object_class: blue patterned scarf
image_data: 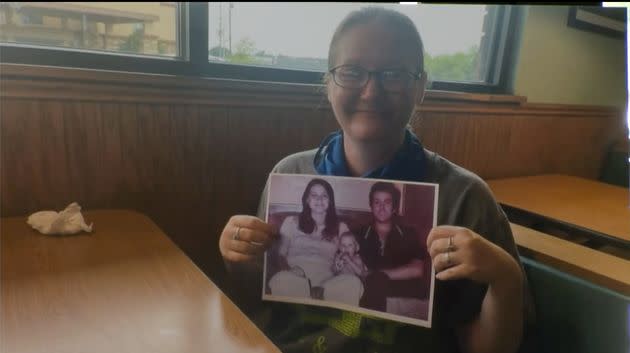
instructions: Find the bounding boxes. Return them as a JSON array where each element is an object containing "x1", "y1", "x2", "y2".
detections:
[{"x1": 314, "y1": 128, "x2": 426, "y2": 182}]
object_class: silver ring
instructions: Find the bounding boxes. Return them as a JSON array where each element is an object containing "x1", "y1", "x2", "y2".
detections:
[
  {"x1": 445, "y1": 250, "x2": 451, "y2": 266},
  {"x1": 233, "y1": 226, "x2": 241, "y2": 241},
  {"x1": 447, "y1": 235, "x2": 455, "y2": 251}
]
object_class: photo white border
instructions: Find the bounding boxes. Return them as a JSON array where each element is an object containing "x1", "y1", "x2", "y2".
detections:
[{"x1": 262, "y1": 172, "x2": 438, "y2": 328}]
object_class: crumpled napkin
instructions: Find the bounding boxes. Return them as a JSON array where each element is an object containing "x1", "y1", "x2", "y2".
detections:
[{"x1": 27, "y1": 202, "x2": 93, "y2": 235}]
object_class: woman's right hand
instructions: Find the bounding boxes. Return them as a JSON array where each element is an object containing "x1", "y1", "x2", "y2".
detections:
[
  {"x1": 219, "y1": 215, "x2": 277, "y2": 263},
  {"x1": 290, "y1": 266, "x2": 307, "y2": 278}
]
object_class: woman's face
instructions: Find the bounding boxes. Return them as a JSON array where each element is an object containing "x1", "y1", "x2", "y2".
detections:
[
  {"x1": 327, "y1": 21, "x2": 426, "y2": 144},
  {"x1": 307, "y1": 184, "x2": 330, "y2": 215}
]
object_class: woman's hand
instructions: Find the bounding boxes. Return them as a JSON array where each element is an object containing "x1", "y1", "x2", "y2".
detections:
[
  {"x1": 426, "y1": 225, "x2": 522, "y2": 287},
  {"x1": 332, "y1": 254, "x2": 344, "y2": 273},
  {"x1": 219, "y1": 215, "x2": 277, "y2": 263},
  {"x1": 290, "y1": 266, "x2": 307, "y2": 278},
  {"x1": 428, "y1": 226, "x2": 525, "y2": 353}
]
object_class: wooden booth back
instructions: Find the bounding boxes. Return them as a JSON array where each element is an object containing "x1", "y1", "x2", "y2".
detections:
[{"x1": 1, "y1": 64, "x2": 623, "y2": 290}]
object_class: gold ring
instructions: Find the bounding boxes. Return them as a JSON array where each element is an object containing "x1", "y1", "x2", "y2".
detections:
[{"x1": 233, "y1": 226, "x2": 241, "y2": 241}]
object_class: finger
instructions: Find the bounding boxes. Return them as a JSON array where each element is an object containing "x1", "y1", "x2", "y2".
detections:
[
  {"x1": 429, "y1": 237, "x2": 456, "y2": 259},
  {"x1": 232, "y1": 215, "x2": 276, "y2": 235},
  {"x1": 428, "y1": 232, "x2": 461, "y2": 258},
  {"x1": 435, "y1": 263, "x2": 473, "y2": 281},
  {"x1": 236, "y1": 227, "x2": 273, "y2": 245},
  {"x1": 426, "y1": 225, "x2": 460, "y2": 248},
  {"x1": 224, "y1": 250, "x2": 256, "y2": 263},
  {"x1": 433, "y1": 250, "x2": 459, "y2": 273},
  {"x1": 432, "y1": 225, "x2": 465, "y2": 234},
  {"x1": 230, "y1": 239, "x2": 267, "y2": 255}
]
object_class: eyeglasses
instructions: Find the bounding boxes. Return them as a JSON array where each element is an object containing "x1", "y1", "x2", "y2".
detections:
[{"x1": 328, "y1": 65, "x2": 421, "y2": 93}]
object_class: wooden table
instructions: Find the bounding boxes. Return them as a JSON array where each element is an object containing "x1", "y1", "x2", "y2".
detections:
[
  {"x1": 487, "y1": 174, "x2": 630, "y2": 247},
  {"x1": 1, "y1": 210, "x2": 280, "y2": 353},
  {"x1": 510, "y1": 223, "x2": 630, "y2": 294}
]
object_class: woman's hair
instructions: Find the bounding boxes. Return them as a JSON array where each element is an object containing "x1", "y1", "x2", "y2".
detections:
[
  {"x1": 326, "y1": 7, "x2": 425, "y2": 74},
  {"x1": 299, "y1": 178, "x2": 340, "y2": 241}
]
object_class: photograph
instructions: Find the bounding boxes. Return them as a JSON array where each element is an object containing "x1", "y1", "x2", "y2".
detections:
[{"x1": 262, "y1": 173, "x2": 438, "y2": 328}]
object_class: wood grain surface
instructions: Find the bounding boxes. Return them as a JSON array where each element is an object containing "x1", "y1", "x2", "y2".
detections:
[
  {"x1": 1, "y1": 210, "x2": 280, "y2": 353},
  {"x1": 488, "y1": 175, "x2": 630, "y2": 242},
  {"x1": 0, "y1": 64, "x2": 623, "y2": 296},
  {"x1": 511, "y1": 223, "x2": 630, "y2": 294}
]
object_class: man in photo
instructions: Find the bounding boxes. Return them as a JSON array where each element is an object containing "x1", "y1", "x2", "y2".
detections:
[{"x1": 357, "y1": 181, "x2": 429, "y2": 313}]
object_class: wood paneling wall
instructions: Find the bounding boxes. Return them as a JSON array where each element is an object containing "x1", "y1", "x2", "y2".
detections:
[
  {"x1": 413, "y1": 106, "x2": 622, "y2": 179},
  {"x1": 0, "y1": 64, "x2": 623, "y2": 291}
]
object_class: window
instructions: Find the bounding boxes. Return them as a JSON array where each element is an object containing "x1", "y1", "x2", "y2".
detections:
[
  {"x1": 0, "y1": 2, "x2": 179, "y2": 57},
  {"x1": 0, "y1": 3, "x2": 524, "y2": 93},
  {"x1": 207, "y1": 3, "x2": 523, "y2": 92},
  {"x1": 20, "y1": 13, "x2": 43, "y2": 25}
]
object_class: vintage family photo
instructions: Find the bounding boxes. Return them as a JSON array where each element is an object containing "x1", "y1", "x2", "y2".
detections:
[{"x1": 262, "y1": 173, "x2": 438, "y2": 327}]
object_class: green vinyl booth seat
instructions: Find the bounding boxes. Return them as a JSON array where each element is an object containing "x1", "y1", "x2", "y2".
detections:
[
  {"x1": 521, "y1": 257, "x2": 629, "y2": 353},
  {"x1": 600, "y1": 148, "x2": 629, "y2": 188}
]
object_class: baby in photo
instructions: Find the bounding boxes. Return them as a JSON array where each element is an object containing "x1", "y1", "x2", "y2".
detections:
[{"x1": 332, "y1": 231, "x2": 368, "y2": 279}]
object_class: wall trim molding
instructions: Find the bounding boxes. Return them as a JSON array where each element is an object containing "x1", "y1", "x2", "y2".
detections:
[{"x1": 1, "y1": 64, "x2": 621, "y2": 119}]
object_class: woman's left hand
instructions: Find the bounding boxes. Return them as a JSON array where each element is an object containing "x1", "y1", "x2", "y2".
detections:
[{"x1": 426, "y1": 225, "x2": 521, "y2": 286}]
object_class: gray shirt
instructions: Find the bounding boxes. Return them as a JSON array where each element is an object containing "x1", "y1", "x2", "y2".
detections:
[{"x1": 239, "y1": 147, "x2": 533, "y2": 353}]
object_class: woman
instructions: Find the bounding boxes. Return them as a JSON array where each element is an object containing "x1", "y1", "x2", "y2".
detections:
[
  {"x1": 219, "y1": 6, "x2": 532, "y2": 353},
  {"x1": 267, "y1": 178, "x2": 363, "y2": 305}
]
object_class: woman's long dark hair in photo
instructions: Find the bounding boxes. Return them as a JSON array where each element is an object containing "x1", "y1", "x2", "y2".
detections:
[{"x1": 299, "y1": 178, "x2": 340, "y2": 241}]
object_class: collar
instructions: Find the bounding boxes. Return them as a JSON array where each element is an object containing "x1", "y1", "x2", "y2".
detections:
[
  {"x1": 313, "y1": 128, "x2": 426, "y2": 182},
  {"x1": 363, "y1": 224, "x2": 404, "y2": 240}
]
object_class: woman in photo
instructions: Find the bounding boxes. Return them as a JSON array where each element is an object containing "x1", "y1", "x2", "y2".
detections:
[{"x1": 268, "y1": 178, "x2": 364, "y2": 305}]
